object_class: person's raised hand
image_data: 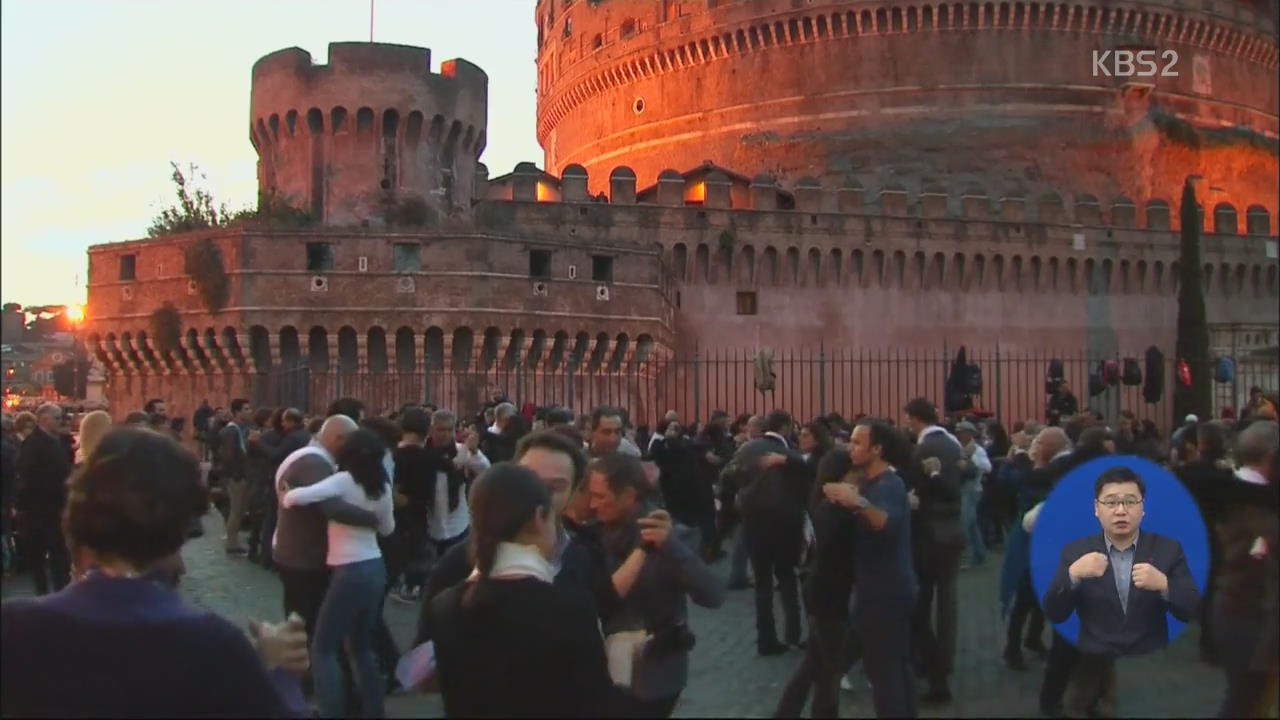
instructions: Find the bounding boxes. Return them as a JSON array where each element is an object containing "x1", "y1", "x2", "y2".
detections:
[
  {"x1": 638, "y1": 509, "x2": 672, "y2": 549},
  {"x1": 1068, "y1": 552, "x2": 1109, "y2": 583},
  {"x1": 1132, "y1": 562, "x2": 1168, "y2": 594},
  {"x1": 250, "y1": 613, "x2": 309, "y2": 675},
  {"x1": 921, "y1": 457, "x2": 942, "y2": 476}
]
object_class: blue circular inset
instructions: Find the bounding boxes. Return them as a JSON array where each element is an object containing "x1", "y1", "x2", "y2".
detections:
[{"x1": 1029, "y1": 455, "x2": 1209, "y2": 647}]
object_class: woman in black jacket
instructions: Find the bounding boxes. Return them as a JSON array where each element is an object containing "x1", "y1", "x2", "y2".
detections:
[{"x1": 426, "y1": 463, "x2": 621, "y2": 718}]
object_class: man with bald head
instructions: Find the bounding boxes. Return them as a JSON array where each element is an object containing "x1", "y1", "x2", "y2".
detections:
[{"x1": 272, "y1": 415, "x2": 382, "y2": 640}]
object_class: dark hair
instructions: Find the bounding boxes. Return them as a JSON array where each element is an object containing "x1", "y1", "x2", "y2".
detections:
[
  {"x1": 360, "y1": 416, "x2": 402, "y2": 449},
  {"x1": 710, "y1": 410, "x2": 729, "y2": 423},
  {"x1": 143, "y1": 398, "x2": 164, "y2": 414},
  {"x1": 590, "y1": 405, "x2": 625, "y2": 430},
  {"x1": 549, "y1": 424, "x2": 586, "y2": 449},
  {"x1": 765, "y1": 410, "x2": 793, "y2": 434},
  {"x1": 987, "y1": 422, "x2": 1011, "y2": 457},
  {"x1": 802, "y1": 420, "x2": 834, "y2": 457},
  {"x1": 1196, "y1": 421, "x2": 1229, "y2": 461},
  {"x1": 815, "y1": 445, "x2": 854, "y2": 484},
  {"x1": 268, "y1": 407, "x2": 286, "y2": 434},
  {"x1": 253, "y1": 407, "x2": 273, "y2": 428},
  {"x1": 282, "y1": 408, "x2": 304, "y2": 429},
  {"x1": 855, "y1": 417, "x2": 911, "y2": 469},
  {"x1": 465, "y1": 463, "x2": 551, "y2": 607},
  {"x1": 147, "y1": 413, "x2": 167, "y2": 429},
  {"x1": 587, "y1": 452, "x2": 650, "y2": 500},
  {"x1": 306, "y1": 416, "x2": 324, "y2": 435},
  {"x1": 1094, "y1": 465, "x2": 1145, "y2": 498},
  {"x1": 400, "y1": 408, "x2": 431, "y2": 437},
  {"x1": 904, "y1": 397, "x2": 938, "y2": 425},
  {"x1": 546, "y1": 406, "x2": 575, "y2": 426},
  {"x1": 125, "y1": 411, "x2": 149, "y2": 425},
  {"x1": 1076, "y1": 426, "x2": 1114, "y2": 457},
  {"x1": 230, "y1": 398, "x2": 250, "y2": 414},
  {"x1": 64, "y1": 428, "x2": 207, "y2": 568},
  {"x1": 327, "y1": 397, "x2": 365, "y2": 422},
  {"x1": 516, "y1": 429, "x2": 589, "y2": 491},
  {"x1": 335, "y1": 428, "x2": 388, "y2": 499}
]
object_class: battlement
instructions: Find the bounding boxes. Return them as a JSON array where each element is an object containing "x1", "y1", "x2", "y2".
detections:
[
  {"x1": 250, "y1": 42, "x2": 489, "y2": 227},
  {"x1": 486, "y1": 162, "x2": 1279, "y2": 237}
]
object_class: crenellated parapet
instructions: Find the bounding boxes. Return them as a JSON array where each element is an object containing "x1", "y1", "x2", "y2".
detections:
[{"x1": 251, "y1": 43, "x2": 488, "y2": 227}]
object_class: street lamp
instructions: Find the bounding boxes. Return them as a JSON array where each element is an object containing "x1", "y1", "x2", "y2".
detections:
[{"x1": 67, "y1": 304, "x2": 85, "y2": 403}]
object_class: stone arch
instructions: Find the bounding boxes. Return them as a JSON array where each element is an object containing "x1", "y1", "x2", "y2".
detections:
[
  {"x1": 971, "y1": 254, "x2": 986, "y2": 291},
  {"x1": 739, "y1": 245, "x2": 756, "y2": 285},
  {"x1": 807, "y1": 247, "x2": 822, "y2": 287},
  {"x1": 871, "y1": 249, "x2": 884, "y2": 288},
  {"x1": 136, "y1": 330, "x2": 158, "y2": 369},
  {"x1": 395, "y1": 327, "x2": 416, "y2": 372},
  {"x1": 926, "y1": 252, "x2": 945, "y2": 290},
  {"x1": 1047, "y1": 257, "x2": 1060, "y2": 292},
  {"x1": 249, "y1": 326, "x2": 271, "y2": 372},
  {"x1": 221, "y1": 327, "x2": 244, "y2": 366},
  {"x1": 481, "y1": 326, "x2": 502, "y2": 370},
  {"x1": 1066, "y1": 258, "x2": 1079, "y2": 293},
  {"x1": 635, "y1": 334, "x2": 656, "y2": 368},
  {"x1": 714, "y1": 243, "x2": 732, "y2": 284},
  {"x1": 786, "y1": 247, "x2": 801, "y2": 286},
  {"x1": 285, "y1": 110, "x2": 298, "y2": 137},
  {"x1": 911, "y1": 251, "x2": 927, "y2": 289},
  {"x1": 279, "y1": 326, "x2": 301, "y2": 367},
  {"x1": 1213, "y1": 202, "x2": 1237, "y2": 234},
  {"x1": 331, "y1": 106, "x2": 348, "y2": 135},
  {"x1": 952, "y1": 252, "x2": 967, "y2": 291},
  {"x1": 1145, "y1": 199, "x2": 1170, "y2": 230},
  {"x1": 1153, "y1": 261, "x2": 1166, "y2": 294},
  {"x1": 425, "y1": 327, "x2": 445, "y2": 370},
  {"x1": 763, "y1": 246, "x2": 780, "y2": 286},
  {"x1": 526, "y1": 330, "x2": 548, "y2": 370},
  {"x1": 549, "y1": 330, "x2": 570, "y2": 371},
  {"x1": 406, "y1": 111, "x2": 424, "y2": 144},
  {"x1": 256, "y1": 118, "x2": 272, "y2": 150},
  {"x1": 1111, "y1": 197, "x2": 1136, "y2": 227},
  {"x1": 828, "y1": 248, "x2": 843, "y2": 287},
  {"x1": 1030, "y1": 255, "x2": 1043, "y2": 291},
  {"x1": 503, "y1": 329, "x2": 525, "y2": 370},
  {"x1": 308, "y1": 327, "x2": 329, "y2": 371},
  {"x1": 269, "y1": 114, "x2": 281, "y2": 141},
  {"x1": 1119, "y1": 260, "x2": 1131, "y2": 294},
  {"x1": 1136, "y1": 260, "x2": 1148, "y2": 292},
  {"x1": 608, "y1": 333, "x2": 629, "y2": 373},
  {"x1": 356, "y1": 107, "x2": 374, "y2": 135},
  {"x1": 1011, "y1": 255, "x2": 1024, "y2": 292},
  {"x1": 568, "y1": 331, "x2": 591, "y2": 370},
  {"x1": 851, "y1": 249, "x2": 866, "y2": 287},
  {"x1": 694, "y1": 243, "x2": 710, "y2": 284},
  {"x1": 892, "y1": 250, "x2": 906, "y2": 289},
  {"x1": 442, "y1": 120, "x2": 463, "y2": 167},
  {"x1": 337, "y1": 326, "x2": 358, "y2": 372},
  {"x1": 992, "y1": 254, "x2": 1006, "y2": 292},
  {"x1": 671, "y1": 243, "x2": 688, "y2": 281},
  {"x1": 1101, "y1": 258, "x2": 1113, "y2": 294},
  {"x1": 451, "y1": 327, "x2": 474, "y2": 371},
  {"x1": 307, "y1": 108, "x2": 323, "y2": 135},
  {"x1": 367, "y1": 327, "x2": 388, "y2": 373},
  {"x1": 1246, "y1": 205, "x2": 1271, "y2": 235},
  {"x1": 428, "y1": 114, "x2": 445, "y2": 145},
  {"x1": 588, "y1": 330, "x2": 609, "y2": 368}
]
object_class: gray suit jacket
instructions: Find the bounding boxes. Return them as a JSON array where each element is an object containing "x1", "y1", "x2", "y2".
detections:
[{"x1": 218, "y1": 422, "x2": 248, "y2": 481}]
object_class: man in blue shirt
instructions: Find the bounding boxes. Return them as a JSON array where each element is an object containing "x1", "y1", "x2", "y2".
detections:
[{"x1": 823, "y1": 418, "x2": 918, "y2": 718}]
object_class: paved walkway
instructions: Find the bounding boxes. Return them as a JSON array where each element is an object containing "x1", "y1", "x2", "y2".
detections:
[{"x1": 3, "y1": 512, "x2": 1230, "y2": 717}]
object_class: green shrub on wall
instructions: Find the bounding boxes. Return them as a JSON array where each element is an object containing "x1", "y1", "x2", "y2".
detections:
[
  {"x1": 149, "y1": 302, "x2": 183, "y2": 358},
  {"x1": 184, "y1": 238, "x2": 229, "y2": 313}
]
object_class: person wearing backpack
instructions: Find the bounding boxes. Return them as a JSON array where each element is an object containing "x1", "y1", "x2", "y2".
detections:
[{"x1": 1047, "y1": 382, "x2": 1080, "y2": 427}]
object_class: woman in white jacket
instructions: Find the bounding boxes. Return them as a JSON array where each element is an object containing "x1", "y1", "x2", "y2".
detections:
[{"x1": 283, "y1": 427, "x2": 395, "y2": 718}]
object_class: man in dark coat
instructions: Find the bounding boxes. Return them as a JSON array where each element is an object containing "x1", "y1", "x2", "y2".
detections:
[
  {"x1": 15, "y1": 404, "x2": 73, "y2": 595},
  {"x1": 725, "y1": 410, "x2": 812, "y2": 655}
]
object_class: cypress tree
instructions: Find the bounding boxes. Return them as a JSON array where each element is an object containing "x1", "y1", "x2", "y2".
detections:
[{"x1": 1173, "y1": 177, "x2": 1213, "y2": 422}]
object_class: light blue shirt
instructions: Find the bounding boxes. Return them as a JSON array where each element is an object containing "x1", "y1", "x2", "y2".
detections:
[{"x1": 1105, "y1": 531, "x2": 1139, "y2": 614}]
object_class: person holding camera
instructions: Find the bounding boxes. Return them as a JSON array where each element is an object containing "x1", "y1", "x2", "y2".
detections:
[{"x1": 586, "y1": 452, "x2": 726, "y2": 718}]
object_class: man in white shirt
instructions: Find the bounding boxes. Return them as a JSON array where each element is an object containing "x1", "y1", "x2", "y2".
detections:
[
  {"x1": 955, "y1": 421, "x2": 991, "y2": 569},
  {"x1": 425, "y1": 410, "x2": 490, "y2": 558}
]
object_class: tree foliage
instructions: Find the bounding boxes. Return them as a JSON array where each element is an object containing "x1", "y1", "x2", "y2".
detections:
[
  {"x1": 1174, "y1": 178, "x2": 1213, "y2": 421},
  {"x1": 147, "y1": 162, "x2": 312, "y2": 239}
]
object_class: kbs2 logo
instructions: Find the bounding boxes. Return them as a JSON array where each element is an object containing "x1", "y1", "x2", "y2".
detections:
[{"x1": 1092, "y1": 49, "x2": 1179, "y2": 77}]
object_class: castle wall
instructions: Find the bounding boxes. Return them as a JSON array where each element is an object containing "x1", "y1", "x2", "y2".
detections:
[{"x1": 535, "y1": 0, "x2": 1279, "y2": 223}]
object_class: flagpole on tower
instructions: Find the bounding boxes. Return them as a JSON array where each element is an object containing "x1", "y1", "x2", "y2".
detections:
[{"x1": 370, "y1": 0, "x2": 375, "y2": 42}]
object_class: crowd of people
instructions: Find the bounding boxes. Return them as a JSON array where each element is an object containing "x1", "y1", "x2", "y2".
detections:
[{"x1": 0, "y1": 385, "x2": 1276, "y2": 718}]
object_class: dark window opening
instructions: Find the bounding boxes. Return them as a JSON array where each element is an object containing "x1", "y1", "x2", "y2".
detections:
[
  {"x1": 119, "y1": 254, "x2": 136, "y2": 281},
  {"x1": 306, "y1": 243, "x2": 334, "y2": 272},
  {"x1": 394, "y1": 243, "x2": 421, "y2": 273},
  {"x1": 592, "y1": 255, "x2": 614, "y2": 283},
  {"x1": 736, "y1": 291, "x2": 758, "y2": 315},
  {"x1": 530, "y1": 249, "x2": 552, "y2": 279}
]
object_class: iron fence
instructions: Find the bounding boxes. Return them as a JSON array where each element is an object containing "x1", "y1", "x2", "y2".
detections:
[{"x1": 245, "y1": 347, "x2": 1278, "y2": 433}]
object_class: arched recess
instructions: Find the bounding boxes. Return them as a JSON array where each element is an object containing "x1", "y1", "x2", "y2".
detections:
[
  {"x1": 136, "y1": 331, "x2": 158, "y2": 369},
  {"x1": 871, "y1": 250, "x2": 884, "y2": 289},
  {"x1": 588, "y1": 332, "x2": 610, "y2": 373},
  {"x1": 480, "y1": 327, "x2": 502, "y2": 370},
  {"x1": 911, "y1": 252, "x2": 926, "y2": 290},
  {"x1": 1029, "y1": 256, "x2": 1042, "y2": 292},
  {"x1": 367, "y1": 327, "x2": 388, "y2": 373},
  {"x1": 451, "y1": 327, "x2": 474, "y2": 371},
  {"x1": 279, "y1": 327, "x2": 301, "y2": 368},
  {"x1": 828, "y1": 249, "x2": 843, "y2": 287},
  {"x1": 807, "y1": 248, "x2": 822, "y2": 287},
  {"x1": 714, "y1": 244, "x2": 732, "y2": 284},
  {"x1": 395, "y1": 327, "x2": 416, "y2": 373},
  {"x1": 992, "y1": 255, "x2": 1006, "y2": 292},
  {"x1": 201, "y1": 329, "x2": 219, "y2": 368},
  {"x1": 249, "y1": 326, "x2": 271, "y2": 372},
  {"x1": 971, "y1": 254, "x2": 986, "y2": 292},
  {"x1": 548, "y1": 331, "x2": 569, "y2": 371},
  {"x1": 569, "y1": 332, "x2": 591, "y2": 369},
  {"x1": 307, "y1": 327, "x2": 329, "y2": 371},
  {"x1": 851, "y1": 250, "x2": 865, "y2": 288},
  {"x1": 337, "y1": 326, "x2": 358, "y2": 372},
  {"x1": 526, "y1": 330, "x2": 548, "y2": 370},
  {"x1": 739, "y1": 245, "x2": 756, "y2": 285},
  {"x1": 634, "y1": 334, "x2": 656, "y2": 370},
  {"x1": 672, "y1": 243, "x2": 688, "y2": 281},
  {"x1": 1066, "y1": 258, "x2": 1079, "y2": 293},
  {"x1": 608, "y1": 333, "x2": 630, "y2": 373},
  {"x1": 185, "y1": 329, "x2": 208, "y2": 368},
  {"x1": 1213, "y1": 203, "x2": 1238, "y2": 234},
  {"x1": 786, "y1": 247, "x2": 801, "y2": 286},
  {"x1": 1145, "y1": 199, "x2": 1170, "y2": 230},
  {"x1": 1246, "y1": 205, "x2": 1271, "y2": 235},
  {"x1": 762, "y1": 247, "x2": 780, "y2": 286},
  {"x1": 952, "y1": 253, "x2": 967, "y2": 291},
  {"x1": 503, "y1": 329, "x2": 525, "y2": 370},
  {"x1": 221, "y1": 327, "x2": 244, "y2": 366},
  {"x1": 694, "y1": 244, "x2": 710, "y2": 284},
  {"x1": 425, "y1": 327, "x2": 445, "y2": 370}
]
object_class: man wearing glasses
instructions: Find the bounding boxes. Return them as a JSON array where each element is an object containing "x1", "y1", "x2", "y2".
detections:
[{"x1": 1043, "y1": 466, "x2": 1200, "y2": 716}]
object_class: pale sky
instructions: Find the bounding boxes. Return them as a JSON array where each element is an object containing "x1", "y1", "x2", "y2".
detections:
[{"x1": 0, "y1": 0, "x2": 541, "y2": 307}]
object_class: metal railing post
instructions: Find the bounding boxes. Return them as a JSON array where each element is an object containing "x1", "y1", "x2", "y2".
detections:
[
  {"x1": 819, "y1": 346, "x2": 827, "y2": 416},
  {"x1": 693, "y1": 349, "x2": 702, "y2": 423}
]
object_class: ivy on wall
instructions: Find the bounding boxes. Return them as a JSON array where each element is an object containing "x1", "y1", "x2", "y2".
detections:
[
  {"x1": 184, "y1": 238, "x2": 230, "y2": 313},
  {"x1": 149, "y1": 302, "x2": 182, "y2": 358}
]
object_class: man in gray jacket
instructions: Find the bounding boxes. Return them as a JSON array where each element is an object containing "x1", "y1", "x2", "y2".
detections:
[
  {"x1": 217, "y1": 399, "x2": 254, "y2": 555},
  {"x1": 272, "y1": 415, "x2": 381, "y2": 640},
  {"x1": 904, "y1": 397, "x2": 965, "y2": 705}
]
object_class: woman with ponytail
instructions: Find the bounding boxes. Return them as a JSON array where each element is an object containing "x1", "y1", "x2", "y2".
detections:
[
  {"x1": 427, "y1": 462, "x2": 620, "y2": 717},
  {"x1": 282, "y1": 428, "x2": 395, "y2": 718}
]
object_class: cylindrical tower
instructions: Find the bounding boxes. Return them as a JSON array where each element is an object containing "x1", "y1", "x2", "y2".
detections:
[
  {"x1": 535, "y1": 0, "x2": 1278, "y2": 227},
  {"x1": 251, "y1": 42, "x2": 489, "y2": 226}
]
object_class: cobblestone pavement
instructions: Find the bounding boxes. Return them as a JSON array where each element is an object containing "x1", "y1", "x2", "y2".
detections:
[{"x1": 3, "y1": 513, "x2": 1229, "y2": 718}]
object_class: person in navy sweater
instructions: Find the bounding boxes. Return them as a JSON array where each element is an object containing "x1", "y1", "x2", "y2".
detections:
[{"x1": 1, "y1": 427, "x2": 311, "y2": 718}]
